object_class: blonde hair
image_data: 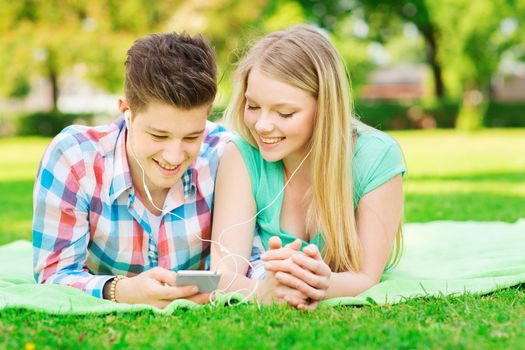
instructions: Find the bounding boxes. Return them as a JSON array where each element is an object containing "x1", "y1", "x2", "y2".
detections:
[{"x1": 224, "y1": 25, "x2": 402, "y2": 272}]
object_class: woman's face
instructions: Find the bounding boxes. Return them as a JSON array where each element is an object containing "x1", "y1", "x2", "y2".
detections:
[{"x1": 243, "y1": 68, "x2": 317, "y2": 163}]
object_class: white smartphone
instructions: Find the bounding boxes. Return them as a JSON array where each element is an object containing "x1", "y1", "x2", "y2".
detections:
[{"x1": 175, "y1": 270, "x2": 221, "y2": 293}]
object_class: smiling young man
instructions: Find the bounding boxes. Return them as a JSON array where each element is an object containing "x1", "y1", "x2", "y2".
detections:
[{"x1": 32, "y1": 32, "x2": 229, "y2": 309}]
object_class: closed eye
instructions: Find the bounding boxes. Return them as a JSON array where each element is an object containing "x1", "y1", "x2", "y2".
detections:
[
  {"x1": 246, "y1": 104, "x2": 260, "y2": 110},
  {"x1": 278, "y1": 112, "x2": 294, "y2": 118},
  {"x1": 149, "y1": 133, "x2": 168, "y2": 140}
]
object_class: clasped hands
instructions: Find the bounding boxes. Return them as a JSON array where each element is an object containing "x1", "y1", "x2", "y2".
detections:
[{"x1": 259, "y1": 236, "x2": 332, "y2": 310}]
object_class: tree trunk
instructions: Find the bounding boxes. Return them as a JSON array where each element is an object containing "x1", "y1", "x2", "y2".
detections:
[
  {"x1": 46, "y1": 48, "x2": 59, "y2": 112},
  {"x1": 456, "y1": 88, "x2": 487, "y2": 130},
  {"x1": 421, "y1": 27, "x2": 445, "y2": 99},
  {"x1": 49, "y1": 65, "x2": 59, "y2": 112}
]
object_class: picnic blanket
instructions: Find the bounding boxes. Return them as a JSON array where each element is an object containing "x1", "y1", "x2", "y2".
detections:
[{"x1": 1, "y1": 220, "x2": 524, "y2": 314}]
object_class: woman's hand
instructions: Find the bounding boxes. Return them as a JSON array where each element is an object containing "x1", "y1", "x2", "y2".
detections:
[
  {"x1": 262, "y1": 238, "x2": 331, "y2": 310},
  {"x1": 256, "y1": 237, "x2": 313, "y2": 307},
  {"x1": 256, "y1": 269, "x2": 312, "y2": 307},
  {"x1": 113, "y1": 267, "x2": 210, "y2": 309}
]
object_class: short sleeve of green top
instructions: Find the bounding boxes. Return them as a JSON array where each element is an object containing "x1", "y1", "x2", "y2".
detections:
[{"x1": 231, "y1": 127, "x2": 406, "y2": 252}]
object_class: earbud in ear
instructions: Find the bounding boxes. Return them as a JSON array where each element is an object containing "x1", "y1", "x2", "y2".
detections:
[{"x1": 124, "y1": 110, "x2": 131, "y2": 127}]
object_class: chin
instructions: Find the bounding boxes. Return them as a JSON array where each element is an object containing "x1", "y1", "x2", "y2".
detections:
[
  {"x1": 155, "y1": 177, "x2": 181, "y2": 191},
  {"x1": 259, "y1": 150, "x2": 285, "y2": 163},
  {"x1": 146, "y1": 170, "x2": 181, "y2": 189}
]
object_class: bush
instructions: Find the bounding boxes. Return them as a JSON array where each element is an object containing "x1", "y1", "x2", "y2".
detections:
[
  {"x1": 354, "y1": 102, "x2": 411, "y2": 130},
  {"x1": 354, "y1": 100, "x2": 459, "y2": 130},
  {"x1": 354, "y1": 100, "x2": 524, "y2": 130},
  {"x1": 16, "y1": 111, "x2": 94, "y2": 136},
  {"x1": 485, "y1": 102, "x2": 525, "y2": 127}
]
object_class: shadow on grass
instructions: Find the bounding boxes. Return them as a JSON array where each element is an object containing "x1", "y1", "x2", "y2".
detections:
[{"x1": 408, "y1": 171, "x2": 525, "y2": 183}]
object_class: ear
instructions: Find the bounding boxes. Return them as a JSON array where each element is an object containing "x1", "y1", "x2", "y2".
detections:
[{"x1": 118, "y1": 97, "x2": 129, "y2": 114}]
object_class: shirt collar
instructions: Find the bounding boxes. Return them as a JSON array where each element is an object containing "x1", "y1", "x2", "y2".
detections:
[{"x1": 109, "y1": 119, "x2": 133, "y2": 203}]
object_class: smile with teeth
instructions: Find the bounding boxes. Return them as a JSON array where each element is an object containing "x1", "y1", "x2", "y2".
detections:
[
  {"x1": 156, "y1": 160, "x2": 180, "y2": 171},
  {"x1": 261, "y1": 136, "x2": 285, "y2": 144}
]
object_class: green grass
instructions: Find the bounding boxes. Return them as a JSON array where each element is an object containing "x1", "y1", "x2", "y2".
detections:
[{"x1": 1, "y1": 130, "x2": 524, "y2": 349}]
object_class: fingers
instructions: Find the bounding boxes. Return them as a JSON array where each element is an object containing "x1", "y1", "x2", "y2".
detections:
[
  {"x1": 151, "y1": 292, "x2": 210, "y2": 309},
  {"x1": 274, "y1": 285, "x2": 308, "y2": 306},
  {"x1": 264, "y1": 258, "x2": 294, "y2": 273},
  {"x1": 292, "y1": 253, "x2": 331, "y2": 277},
  {"x1": 261, "y1": 240, "x2": 305, "y2": 262},
  {"x1": 187, "y1": 293, "x2": 212, "y2": 305},
  {"x1": 297, "y1": 300, "x2": 320, "y2": 311},
  {"x1": 268, "y1": 236, "x2": 282, "y2": 250},
  {"x1": 158, "y1": 284, "x2": 199, "y2": 300},
  {"x1": 284, "y1": 239, "x2": 302, "y2": 251},
  {"x1": 303, "y1": 244, "x2": 322, "y2": 260},
  {"x1": 275, "y1": 283, "x2": 321, "y2": 310},
  {"x1": 283, "y1": 258, "x2": 330, "y2": 290},
  {"x1": 148, "y1": 267, "x2": 177, "y2": 286},
  {"x1": 152, "y1": 299, "x2": 174, "y2": 309},
  {"x1": 147, "y1": 268, "x2": 200, "y2": 300},
  {"x1": 284, "y1": 294, "x2": 307, "y2": 307},
  {"x1": 262, "y1": 248, "x2": 300, "y2": 262},
  {"x1": 269, "y1": 237, "x2": 303, "y2": 251},
  {"x1": 274, "y1": 271, "x2": 326, "y2": 301}
]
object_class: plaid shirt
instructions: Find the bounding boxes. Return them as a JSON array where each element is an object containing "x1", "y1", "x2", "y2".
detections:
[{"x1": 32, "y1": 118, "x2": 230, "y2": 298}]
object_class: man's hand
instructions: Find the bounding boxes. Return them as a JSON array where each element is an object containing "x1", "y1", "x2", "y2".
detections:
[{"x1": 114, "y1": 267, "x2": 210, "y2": 309}]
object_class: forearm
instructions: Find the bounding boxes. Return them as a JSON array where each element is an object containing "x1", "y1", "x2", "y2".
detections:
[
  {"x1": 325, "y1": 271, "x2": 378, "y2": 299},
  {"x1": 217, "y1": 270, "x2": 261, "y2": 300},
  {"x1": 33, "y1": 230, "x2": 112, "y2": 298},
  {"x1": 38, "y1": 268, "x2": 115, "y2": 299}
]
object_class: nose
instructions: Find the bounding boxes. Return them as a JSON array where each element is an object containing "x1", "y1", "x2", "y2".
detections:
[
  {"x1": 254, "y1": 111, "x2": 274, "y2": 134},
  {"x1": 162, "y1": 140, "x2": 185, "y2": 165}
]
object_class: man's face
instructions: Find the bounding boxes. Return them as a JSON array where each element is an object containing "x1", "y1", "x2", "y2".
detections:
[{"x1": 125, "y1": 101, "x2": 209, "y2": 197}]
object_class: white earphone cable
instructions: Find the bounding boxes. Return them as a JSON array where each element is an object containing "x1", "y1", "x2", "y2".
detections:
[{"x1": 124, "y1": 111, "x2": 311, "y2": 306}]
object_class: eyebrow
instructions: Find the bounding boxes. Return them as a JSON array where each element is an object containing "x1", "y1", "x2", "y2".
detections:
[
  {"x1": 147, "y1": 127, "x2": 206, "y2": 136},
  {"x1": 245, "y1": 94, "x2": 300, "y2": 109}
]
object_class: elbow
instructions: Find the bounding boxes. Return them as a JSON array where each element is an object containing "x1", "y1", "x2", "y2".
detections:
[
  {"x1": 361, "y1": 274, "x2": 381, "y2": 293},
  {"x1": 367, "y1": 272, "x2": 382, "y2": 286},
  {"x1": 357, "y1": 272, "x2": 380, "y2": 294}
]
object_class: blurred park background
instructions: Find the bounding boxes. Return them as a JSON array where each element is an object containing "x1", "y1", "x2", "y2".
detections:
[
  {"x1": 1, "y1": 0, "x2": 525, "y2": 136},
  {"x1": 1, "y1": 0, "x2": 524, "y2": 241}
]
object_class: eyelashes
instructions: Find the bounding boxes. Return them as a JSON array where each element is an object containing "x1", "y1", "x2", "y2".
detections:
[{"x1": 246, "y1": 105, "x2": 295, "y2": 118}]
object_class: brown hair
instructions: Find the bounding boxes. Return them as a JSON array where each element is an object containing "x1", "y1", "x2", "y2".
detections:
[{"x1": 125, "y1": 32, "x2": 217, "y2": 112}]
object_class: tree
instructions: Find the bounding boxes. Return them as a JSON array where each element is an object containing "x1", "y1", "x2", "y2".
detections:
[
  {"x1": 167, "y1": 0, "x2": 274, "y2": 108},
  {"x1": 296, "y1": 0, "x2": 446, "y2": 99},
  {"x1": 0, "y1": 0, "x2": 181, "y2": 111},
  {"x1": 430, "y1": 0, "x2": 520, "y2": 129},
  {"x1": 296, "y1": 0, "x2": 525, "y2": 129}
]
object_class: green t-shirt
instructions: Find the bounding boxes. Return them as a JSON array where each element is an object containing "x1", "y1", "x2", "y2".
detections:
[{"x1": 231, "y1": 127, "x2": 406, "y2": 252}]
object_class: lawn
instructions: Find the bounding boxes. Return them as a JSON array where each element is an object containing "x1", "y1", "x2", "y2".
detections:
[{"x1": 0, "y1": 129, "x2": 524, "y2": 349}]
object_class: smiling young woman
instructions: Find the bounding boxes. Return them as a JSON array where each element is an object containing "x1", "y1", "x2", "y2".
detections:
[{"x1": 210, "y1": 25, "x2": 405, "y2": 309}]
